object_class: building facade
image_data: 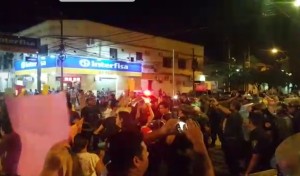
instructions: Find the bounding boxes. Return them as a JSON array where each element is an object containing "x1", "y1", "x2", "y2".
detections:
[{"x1": 15, "y1": 20, "x2": 204, "y2": 96}]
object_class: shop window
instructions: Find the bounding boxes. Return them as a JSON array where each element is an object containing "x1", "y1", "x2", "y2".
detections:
[
  {"x1": 136, "y1": 52, "x2": 143, "y2": 61},
  {"x1": 178, "y1": 59, "x2": 186, "y2": 69},
  {"x1": 110, "y1": 48, "x2": 118, "y2": 59},
  {"x1": 163, "y1": 57, "x2": 172, "y2": 68}
]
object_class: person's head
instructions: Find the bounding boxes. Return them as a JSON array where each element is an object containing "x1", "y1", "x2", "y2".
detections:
[
  {"x1": 276, "y1": 133, "x2": 300, "y2": 176},
  {"x1": 288, "y1": 100, "x2": 300, "y2": 114},
  {"x1": 107, "y1": 131, "x2": 149, "y2": 176},
  {"x1": 177, "y1": 104, "x2": 195, "y2": 121},
  {"x1": 180, "y1": 93, "x2": 188, "y2": 101},
  {"x1": 129, "y1": 91, "x2": 136, "y2": 99},
  {"x1": 116, "y1": 111, "x2": 138, "y2": 132},
  {"x1": 110, "y1": 94, "x2": 116, "y2": 100},
  {"x1": 158, "y1": 102, "x2": 170, "y2": 115},
  {"x1": 229, "y1": 100, "x2": 241, "y2": 112},
  {"x1": 277, "y1": 102, "x2": 289, "y2": 116},
  {"x1": 72, "y1": 133, "x2": 89, "y2": 153},
  {"x1": 161, "y1": 96, "x2": 170, "y2": 103},
  {"x1": 247, "y1": 112, "x2": 264, "y2": 131},
  {"x1": 86, "y1": 96, "x2": 96, "y2": 106}
]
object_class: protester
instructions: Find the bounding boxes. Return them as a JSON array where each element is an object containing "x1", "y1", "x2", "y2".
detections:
[
  {"x1": 244, "y1": 112, "x2": 275, "y2": 175},
  {"x1": 72, "y1": 133, "x2": 106, "y2": 176},
  {"x1": 211, "y1": 99, "x2": 244, "y2": 176}
]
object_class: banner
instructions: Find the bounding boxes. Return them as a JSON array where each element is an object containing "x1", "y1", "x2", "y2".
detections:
[
  {"x1": 5, "y1": 93, "x2": 69, "y2": 176},
  {"x1": 0, "y1": 34, "x2": 40, "y2": 53},
  {"x1": 14, "y1": 55, "x2": 142, "y2": 73}
]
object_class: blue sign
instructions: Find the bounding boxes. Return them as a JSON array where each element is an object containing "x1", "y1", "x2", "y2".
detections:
[
  {"x1": 25, "y1": 57, "x2": 37, "y2": 62},
  {"x1": 14, "y1": 55, "x2": 142, "y2": 73},
  {"x1": 14, "y1": 57, "x2": 56, "y2": 71}
]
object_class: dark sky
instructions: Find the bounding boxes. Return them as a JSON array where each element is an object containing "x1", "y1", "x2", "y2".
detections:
[
  {"x1": 0, "y1": 0, "x2": 299, "y2": 64},
  {"x1": 1, "y1": 0, "x2": 227, "y2": 60}
]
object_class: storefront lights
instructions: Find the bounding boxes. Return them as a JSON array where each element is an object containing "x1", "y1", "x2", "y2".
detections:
[
  {"x1": 199, "y1": 75, "x2": 206, "y2": 82},
  {"x1": 173, "y1": 95, "x2": 178, "y2": 100}
]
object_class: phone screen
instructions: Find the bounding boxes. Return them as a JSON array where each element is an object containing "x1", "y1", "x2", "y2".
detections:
[{"x1": 177, "y1": 121, "x2": 186, "y2": 133}]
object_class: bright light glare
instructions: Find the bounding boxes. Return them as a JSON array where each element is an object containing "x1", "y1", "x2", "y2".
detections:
[
  {"x1": 173, "y1": 95, "x2": 178, "y2": 100},
  {"x1": 271, "y1": 48, "x2": 278, "y2": 54},
  {"x1": 143, "y1": 90, "x2": 151, "y2": 96},
  {"x1": 294, "y1": 0, "x2": 300, "y2": 7},
  {"x1": 199, "y1": 75, "x2": 206, "y2": 81}
]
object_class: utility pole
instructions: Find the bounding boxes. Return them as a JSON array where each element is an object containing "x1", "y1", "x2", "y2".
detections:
[
  {"x1": 228, "y1": 41, "x2": 231, "y2": 92},
  {"x1": 59, "y1": 15, "x2": 65, "y2": 91},
  {"x1": 172, "y1": 49, "x2": 175, "y2": 97},
  {"x1": 192, "y1": 48, "x2": 195, "y2": 93},
  {"x1": 37, "y1": 52, "x2": 41, "y2": 93}
]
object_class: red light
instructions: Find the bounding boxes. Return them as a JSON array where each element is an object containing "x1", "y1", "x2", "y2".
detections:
[{"x1": 143, "y1": 90, "x2": 151, "y2": 96}]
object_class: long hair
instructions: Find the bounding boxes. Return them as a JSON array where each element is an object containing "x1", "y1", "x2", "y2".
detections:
[{"x1": 72, "y1": 133, "x2": 89, "y2": 153}]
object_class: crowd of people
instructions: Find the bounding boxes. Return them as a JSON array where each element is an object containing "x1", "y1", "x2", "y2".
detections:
[
  {"x1": 63, "y1": 90, "x2": 215, "y2": 176},
  {"x1": 63, "y1": 88, "x2": 300, "y2": 176},
  {"x1": 0, "y1": 88, "x2": 300, "y2": 176}
]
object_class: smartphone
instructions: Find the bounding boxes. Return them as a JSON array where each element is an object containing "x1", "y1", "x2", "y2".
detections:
[{"x1": 177, "y1": 121, "x2": 187, "y2": 133}]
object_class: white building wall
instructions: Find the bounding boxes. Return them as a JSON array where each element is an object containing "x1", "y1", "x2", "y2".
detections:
[
  {"x1": 0, "y1": 72, "x2": 13, "y2": 92},
  {"x1": 18, "y1": 20, "x2": 205, "y2": 94}
]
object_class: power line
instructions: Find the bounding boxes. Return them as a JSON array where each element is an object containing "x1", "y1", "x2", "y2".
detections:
[
  {"x1": 63, "y1": 26, "x2": 207, "y2": 50},
  {"x1": 45, "y1": 25, "x2": 207, "y2": 58}
]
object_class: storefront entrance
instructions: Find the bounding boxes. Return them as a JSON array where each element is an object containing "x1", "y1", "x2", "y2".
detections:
[{"x1": 95, "y1": 78, "x2": 117, "y2": 95}]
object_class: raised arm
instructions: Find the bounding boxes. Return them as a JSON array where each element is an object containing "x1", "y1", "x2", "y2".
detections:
[{"x1": 184, "y1": 119, "x2": 215, "y2": 176}]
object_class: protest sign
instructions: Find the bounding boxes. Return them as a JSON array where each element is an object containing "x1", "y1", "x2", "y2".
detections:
[{"x1": 5, "y1": 93, "x2": 69, "y2": 176}]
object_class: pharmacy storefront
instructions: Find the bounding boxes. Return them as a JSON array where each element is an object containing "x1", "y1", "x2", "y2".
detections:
[{"x1": 14, "y1": 55, "x2": 142, "y2": 96}]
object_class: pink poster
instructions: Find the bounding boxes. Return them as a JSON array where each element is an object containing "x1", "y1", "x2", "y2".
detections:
[{"x1": 5, "y1": 93, "x2": 70, "y2": 176}]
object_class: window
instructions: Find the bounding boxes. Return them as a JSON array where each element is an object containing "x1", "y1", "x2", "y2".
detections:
[
  {"x1": 136, "y1": 52, "x2": 143, "y2": 61},
  {"x1": 178, "y1": 59, "x2": 186, "y2": 69},
  {"x1": 163, "y1": 57, "x2": 172, "y2": 68},
  {"x1": 110, "y1": 48, "x2": 118, "y2": 59}
]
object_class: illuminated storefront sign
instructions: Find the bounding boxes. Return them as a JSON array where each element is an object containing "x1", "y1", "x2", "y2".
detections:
[
  {"x1": 14, "y1": 55, "x2": 142, "y2": 73},
  {"x1": 14, "y1": 59, "x2": 56, "y2": 70},
  {"x1": 61, "y1": 56, "x2": 141, "y2": 72},
  {"x1": 64, "y1": 77, "x2": 81, "y2": 82},
  {"x1": 0, "y1": 34, "x2": 40, "y2": 53}
]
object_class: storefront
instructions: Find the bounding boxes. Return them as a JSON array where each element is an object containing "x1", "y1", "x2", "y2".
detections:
[{"x1": 14, "y1": 55, "x2": 142, "y2": 96}]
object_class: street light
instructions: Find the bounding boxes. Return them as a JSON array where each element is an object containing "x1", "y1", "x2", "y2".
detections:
[
  {"x1": 294, "y1": 0, "x2": 300, "y2": 7},
  {"x1": 271, "y1": 48, "x2": 279, "y2": 54}
]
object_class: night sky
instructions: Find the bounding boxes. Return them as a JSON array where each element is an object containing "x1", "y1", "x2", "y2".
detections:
[{"x1": 1, "y1": 0, "x2": 300, "y2": 66}]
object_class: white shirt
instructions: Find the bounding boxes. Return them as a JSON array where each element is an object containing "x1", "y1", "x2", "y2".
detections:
[
  {"x1": 77, "y1": 152, "x2": 100, "y2": 176},
  {"x1": 103, "y1": 108, "x2": 112, "y2": 118}
]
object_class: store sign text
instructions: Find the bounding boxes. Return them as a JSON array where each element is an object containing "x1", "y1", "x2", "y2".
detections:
[
  {"x1": 20, "y1": 61, "x2": 47, "y2": 69},
  {"x1": 78, "y1": 59, "x2": 129, "y2": 70},
  {"x1": 15, "y1": 56, "x2": 142, "y2": 73},
  {"x1": 63, "y1": 56, "x2": 141, "y2": 72}
]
